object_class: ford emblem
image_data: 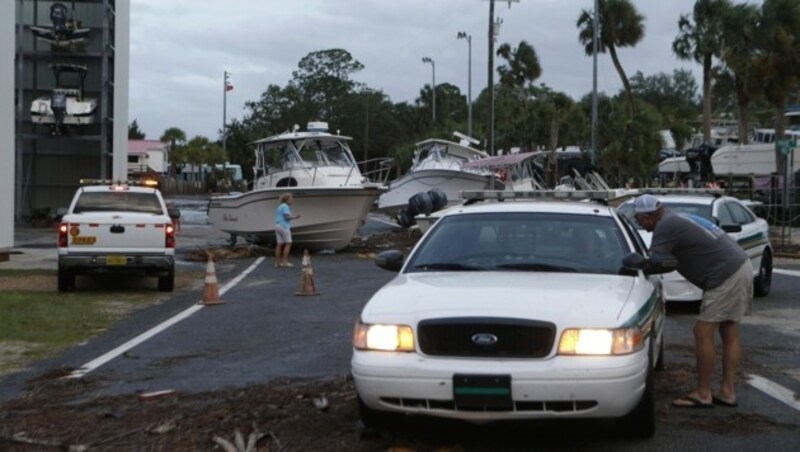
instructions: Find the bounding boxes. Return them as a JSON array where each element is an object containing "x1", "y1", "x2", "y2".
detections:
[{"x1": 471, "y1": 333, "x2": 498, "y2": 346}]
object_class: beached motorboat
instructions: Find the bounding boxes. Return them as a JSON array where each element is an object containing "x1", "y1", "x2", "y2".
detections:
[
  {"x1": 207, "y1": 122, "x2": 389, "y2": 251},
  {"x1": 377, "y1": 133, "x2": 497, "y2": 216},
  {"x1": 30, "y1": 64, "x2": 97, "y2": 134}
]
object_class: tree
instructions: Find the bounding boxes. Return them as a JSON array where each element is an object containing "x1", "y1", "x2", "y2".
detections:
[
  {"x1": 673, "y1": 0, "x2": 731, "y2": 145},
  {"x1": 629, "y1": 69, "x2": 700, "y2": 148},
  {"x1": 755, "y1": 0, "x2": 800, "y2": 173},
  {"x1": 159, "y1": 127, "x2": 187, "y2": 176},
  {"x1": 290, "y1": 49, "x2": 365, "y2": 123},
  {"x1": 128, "y1": 119, "x2": 145, "y2": 139},
  {"x1": 577, "y1": 0, "x2": 645, "y2": 115},
  {"x1": 496, "y1": 41, "x2": 542, "y2": 91}
]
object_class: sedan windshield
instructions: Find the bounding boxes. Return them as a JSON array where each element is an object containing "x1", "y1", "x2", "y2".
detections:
[{"x1": 406, "y1": 212, "x2": 629, "y2": 275}]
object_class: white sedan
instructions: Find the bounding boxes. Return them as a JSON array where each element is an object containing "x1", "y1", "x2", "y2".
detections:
[
  {"x1": 352, "y1": 192, "x2": 676, "y2": 437},
  {"x1": 617, "y1": 192, "x2": 773, "y2": 302}
]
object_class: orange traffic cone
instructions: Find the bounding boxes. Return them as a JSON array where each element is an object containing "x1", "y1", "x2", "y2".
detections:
[
  {"x1": 199, "y1": 254, "x2": 225, "y2": 305},
  {"x1": 294, "y1": 250, "x2": 320, "y2": 296}
]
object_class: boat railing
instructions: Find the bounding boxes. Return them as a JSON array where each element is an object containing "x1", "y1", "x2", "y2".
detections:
[{"x1": 357, "y1": 157, "x2": 394, "y2": 185}]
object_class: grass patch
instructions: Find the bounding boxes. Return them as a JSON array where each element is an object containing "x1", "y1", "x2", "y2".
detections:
[{"x1": 0, "y1": 269, "x2": 203, "y2": 375}]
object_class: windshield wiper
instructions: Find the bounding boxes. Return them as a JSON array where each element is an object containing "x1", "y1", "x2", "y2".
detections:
[
  {"x1": 413, "y1": 262, "x2": 485, "y2": 271},
  {"x1": 494, "y1": 262, "x2": 579, "y2": 272}
]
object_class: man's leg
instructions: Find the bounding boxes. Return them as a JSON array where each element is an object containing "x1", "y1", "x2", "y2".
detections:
[
  {"x1": 693, "y1": 320, "x2": 719, "y2": 402},
  {"x1": 716, "y1": 321, "x2": 741, "y2": 403}
]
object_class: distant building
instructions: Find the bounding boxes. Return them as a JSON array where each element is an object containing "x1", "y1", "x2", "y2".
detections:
[{"x1": 128, "y1": 140, "x2": 168, "y2": 175}]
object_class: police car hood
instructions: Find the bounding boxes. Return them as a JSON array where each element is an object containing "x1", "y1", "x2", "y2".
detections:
[{"x1": 362, "y1": 272, "x2": 644, "y2": 328}]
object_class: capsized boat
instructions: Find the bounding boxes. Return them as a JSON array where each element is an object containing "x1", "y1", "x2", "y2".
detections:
[
  {"x1": 207, "y1": 122, "x2": 391, "y2": 251},
  {"x1": 377, "y1": 133, "x2": 498, "y2": 216}
]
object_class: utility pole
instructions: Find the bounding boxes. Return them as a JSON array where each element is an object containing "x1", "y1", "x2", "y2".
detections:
[
  {"x1": 486, "y1": 0, "x2": 518, "y2": 155},
  {"x1": 457, "y1": 31, "x2": 473, "y2": 137},
  {"x1": 591, "y1": 0, "x2": 599, "y2": 167},
  {"x1": 422, "y1": 57, "x2": 436, "y2": 122},
  {"x1": 223, "y1": 71, "x2": 232, "y2": 154}
]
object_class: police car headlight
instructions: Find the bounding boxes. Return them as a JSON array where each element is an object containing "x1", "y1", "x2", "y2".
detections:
[
  {"x1": 558, "y1": 327, "x2": 644, "y2": 355},
  {"x1": 353, "y1": 321, "x2": 415, "y2": 352}
]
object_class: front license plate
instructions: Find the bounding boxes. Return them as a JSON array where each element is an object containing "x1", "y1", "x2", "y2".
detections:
[
  {"x1": 453, "y1": 374, "x2": 512, "y2": 409},
  {"x1": 106, "y1": 255, "x2": 127, "y2": 265}
]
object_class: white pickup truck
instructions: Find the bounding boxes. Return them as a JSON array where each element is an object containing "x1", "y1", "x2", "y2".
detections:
[{"x1": 57, "y1": 182, "x2": 178, "y2": 292}]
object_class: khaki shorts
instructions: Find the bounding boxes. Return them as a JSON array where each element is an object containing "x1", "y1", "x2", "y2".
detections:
[
  {"x1": 275, "y1": 224, "x2": 292, "y2": 244},
  {"x1": 699, "y1": 260, "x2": 753, "y2": 323}
]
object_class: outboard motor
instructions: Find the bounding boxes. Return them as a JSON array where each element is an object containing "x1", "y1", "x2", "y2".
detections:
[
  {"x1": 50, "y1": 3, "x2": 68, "y2": 36},
  {"x1": 427, "y1": 189, "x2": 448, "y2": 212},
  {"x1": 409, "y1": 191, "x2": 434, "y2": 216},
  {"x1": 396, "y1": 209, "x2": 414, "y2": 229},
  {"x1": 50, "y1": 90, "x2": 67, "y2": 127}
]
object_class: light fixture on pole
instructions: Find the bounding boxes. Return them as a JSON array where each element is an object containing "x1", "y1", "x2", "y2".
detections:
[
  {"x1": 486, "y1": 0, "x2": 519, "y2": 156},
  {"x1": 457, "y1": 31, "x2": 472, "y2": 137},
  {"x1": 421, "y1": 56, "x2": 436, "y2": 122}
]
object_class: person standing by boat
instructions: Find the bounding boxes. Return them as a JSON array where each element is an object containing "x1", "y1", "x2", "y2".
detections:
[{"x1": 275, "y1": 193, "x2": 300, "y2": 267}]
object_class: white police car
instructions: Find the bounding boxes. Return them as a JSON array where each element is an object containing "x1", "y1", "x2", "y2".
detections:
[
  {"x1": 617, "y1": 189, "x2": 772, "y2": 302},
  {"x1": 351, "y1": 190, "x2": 675, "y2": 437}
]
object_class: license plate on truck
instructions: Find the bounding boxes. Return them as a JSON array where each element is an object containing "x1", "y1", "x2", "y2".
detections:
[{"x1": 106, "y1": 255, "x2": 127, "y2": 265}]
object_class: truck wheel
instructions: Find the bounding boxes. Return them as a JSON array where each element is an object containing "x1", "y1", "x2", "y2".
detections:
[
  {"x1": 158, "y1": 270, "x2": 175, "y2": 292},
  {"x1": 754, "y1": 250, "x2": 772, "y2": 298},
  {"x1": 57, "y1": 267, "x2": 75, "y2": 292}
]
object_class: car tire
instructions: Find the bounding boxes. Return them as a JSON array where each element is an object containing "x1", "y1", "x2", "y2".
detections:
[
  {"x1": 617, "y1": 342, "x2": 656, "y2": 438},
  {"x1": 158, "y1": 268, "x2": 175, "y2": 292},
  {"x1": 57, "y1": 267, "x2": 75, "y2": 292},
  {"x1": 754, "y1": 249, "x2": 772, "y2": 298},
  {"x1": 358, "y1": 395, "x2": 394, "y2": 429},
  {"x1": 654, "y1": 334, "x2": 665, "y2": 372}
]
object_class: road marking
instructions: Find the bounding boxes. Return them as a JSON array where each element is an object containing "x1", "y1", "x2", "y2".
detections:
[
  {"x1": 67, "y1": 257, "x2": 266, "y2": 379},
  {"x1": 774, "y1": 268, "x2": 800, "y2": 278},
  {"x1": 747, "y1": 374, "x2": 800, "y2": 411}
]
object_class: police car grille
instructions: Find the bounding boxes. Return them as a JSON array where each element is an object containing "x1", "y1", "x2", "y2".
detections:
[{"x1": 417, "y1": 318, "x2": 555, "y2": 358}]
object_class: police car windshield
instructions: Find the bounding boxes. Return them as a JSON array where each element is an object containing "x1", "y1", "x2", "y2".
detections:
[
  {"x1": 618, "y1": 201, "x2": 712, "y2": 230},
  {"x1": 73, "y1": 192, "x2": 163, "y2": 214},
  {"x1": 407, "y1": 212, "x2": 628, "y2": 275}
]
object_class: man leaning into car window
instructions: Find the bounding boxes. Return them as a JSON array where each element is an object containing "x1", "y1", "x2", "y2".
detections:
[{"x1": 633, "y1": 194, "x2": 752, "y2": 409}]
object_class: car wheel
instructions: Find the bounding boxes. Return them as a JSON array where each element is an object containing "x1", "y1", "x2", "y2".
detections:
[
  {"x1": 654, "y1": 333, "x2": 665, "y2": 372},
  {"x1": 754, "y1": 250, "x2": 772, "y2": 298},
  {"x1": 358, "y1": 395, "x2": 394, "y2": 429},
  {"x1": 617, "y1": 342, "x2": 656, "y2": 438},
  {"x1": 158, "y1": 269, "x2": 175, "y2": 292},
  {"x1": 57, "y1": 266, "x2": 75, "y2": 292}
]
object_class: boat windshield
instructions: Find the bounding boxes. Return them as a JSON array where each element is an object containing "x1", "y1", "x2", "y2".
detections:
[
  {"x1": 296, "y1": 139, "x2": 355, "y2": 167},
  {"x1": 416, "y1": 143, "x2": 469, "y2": 168}
]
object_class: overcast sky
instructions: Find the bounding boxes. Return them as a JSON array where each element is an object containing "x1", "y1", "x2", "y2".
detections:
[{"x1": 129, "y1": 0, "x2": 729, "y2": 141}]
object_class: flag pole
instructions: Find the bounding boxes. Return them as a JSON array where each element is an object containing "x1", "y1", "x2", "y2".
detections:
[{"x1": 223, "y1": 71, "x2": 229, "y2": 154}]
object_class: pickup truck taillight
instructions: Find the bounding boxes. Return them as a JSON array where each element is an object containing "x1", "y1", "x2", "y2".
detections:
[
  {"x1": 57, "y1": 223, "x2": 68, "y2": 247},
  {"x1": 165, "y1": 223, "x2": 175, "y2": 248}
]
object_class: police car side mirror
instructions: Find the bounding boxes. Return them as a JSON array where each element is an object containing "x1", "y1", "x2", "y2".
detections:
[
  {"x1": 622, "y1": 252, "x2": 646, "y2": 271},
  {"x1": 720, "y1": 224, "x2": 742, "y2": 233},
  {"x1": 375, "y1": 250, "x2": 404, "y2": 272}
]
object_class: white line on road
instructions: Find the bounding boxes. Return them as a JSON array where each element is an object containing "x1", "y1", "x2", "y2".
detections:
[
  {"x1": 67, "y1": 257, "x2": 266, "y2": 379},
  {"x1": 773, "y1": 268, "x2": 800, "y2": 278},
  {"x1": 747, "y1": 374, "x2": 800, "y2": 411}
]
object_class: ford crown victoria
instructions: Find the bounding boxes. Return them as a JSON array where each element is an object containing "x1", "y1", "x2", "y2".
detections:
[{"x1": 351, "y1": 191, "x2": 676, "y2": 437}]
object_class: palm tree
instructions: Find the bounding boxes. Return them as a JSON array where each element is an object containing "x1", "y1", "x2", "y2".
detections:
[
  {"x1": 673, "y1": 0, "x2": 731, "y2": 145},
  {"x1": 160, "y1": 127, "x2": 186, "y2": 176},
  {"x1": 577, "y1": 0, "x2": 645, "y2": 115},
  {"x1": 718, "y1": 3, "x2": 761, "y2": 145},
  {"x1": 496, "y1": 41, "x2": 542, "y2": 91},
  {"x1": 755, "y1": 0, "x2": 800, "y2": 173}
]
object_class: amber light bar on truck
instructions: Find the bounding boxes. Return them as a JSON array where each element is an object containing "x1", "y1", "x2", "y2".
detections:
[{"x1": 79, "y1": 179, "x2": 159, "y2": 188}]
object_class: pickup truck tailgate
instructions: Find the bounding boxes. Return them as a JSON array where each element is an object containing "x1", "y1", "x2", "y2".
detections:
[{"x1": 64, "y1": 213, "x2": 169, "y2": 251}]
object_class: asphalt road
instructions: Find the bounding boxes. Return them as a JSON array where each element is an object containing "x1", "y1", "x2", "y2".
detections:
[{"x1": 2, "y1": 217, "x2": 799, "y2": 450}]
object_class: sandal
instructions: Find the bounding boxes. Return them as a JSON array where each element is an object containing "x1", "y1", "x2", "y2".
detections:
[{"x1": 672, "y1": 395, "x2": 714, "y2": 409}]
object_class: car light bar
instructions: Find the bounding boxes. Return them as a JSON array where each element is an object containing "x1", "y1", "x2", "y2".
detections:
[
  {"x1": 461, "y1": 189, "x2": 639, "y2": 202},
  {"x1": 636, "y1": 188, "x2": 723, "y2": 197}
]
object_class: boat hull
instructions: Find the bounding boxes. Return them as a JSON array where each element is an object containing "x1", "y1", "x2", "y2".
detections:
[
  {"x1": 377, "y1": 169, "x2": 494, "y2": 215},
  {"x1": 711, "y1": 144, "x2": 799, "y2": 176},
  {"x1": 207, "y1": 186, "x2": 384, "y2": 251}
]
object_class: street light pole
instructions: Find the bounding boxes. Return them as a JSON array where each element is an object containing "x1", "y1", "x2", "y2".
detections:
[
  {"x1": 591, "y1": 0, "x2": 599, "y2": 167},
  {"x1": 486, "y1": 0, "x2": 519, "y2": 156},
  {"x1": 457, "y1": 31, "x2": 472, "y2": 137},
  {"x1": 421, "y1": 57, "x2": 436, "y2": 122},
  {"x1": 223, "y1": 70, "x2": 230, "y2": 154}
]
